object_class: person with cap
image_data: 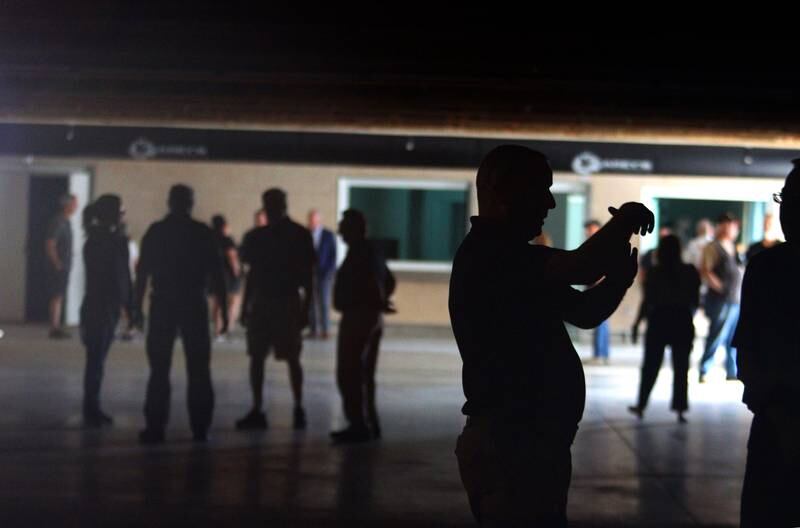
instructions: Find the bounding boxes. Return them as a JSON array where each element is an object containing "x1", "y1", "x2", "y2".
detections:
[
  {"x1": 698, "y1": 212, "x2": 743, "y2": 383},
  {"x1": 79, "y1": 194, "x2": 131, "y2": 427}
]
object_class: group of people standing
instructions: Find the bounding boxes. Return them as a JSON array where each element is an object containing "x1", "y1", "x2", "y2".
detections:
[
  {"x1": 70, "y1": 184, "x2": 395, "y2": 445},
  {"x1": 627, "y1": 210, "x2": 780, "y2": 424}
]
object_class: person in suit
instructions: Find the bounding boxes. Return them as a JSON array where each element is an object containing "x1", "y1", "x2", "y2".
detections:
[{"x1": 307, "y1": 209, "x2": 337, "y2": 339}]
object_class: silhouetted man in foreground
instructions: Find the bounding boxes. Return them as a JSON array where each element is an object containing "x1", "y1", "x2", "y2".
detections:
[
  {"x1": 450, "y1": 145, "x2": 654, "y2": 526},
  {"x1": 735, "y1": 160, "x2": 800, "y2": 527},
  {"x1": 331, "y1": 209, "x2": 395, "y2": 443},
  {"x1": 134, "y1": 184, "x2": 228, "y2": 444},
  {"x1": 237, "y1": 189, "x2": 314, "y2": 431}
]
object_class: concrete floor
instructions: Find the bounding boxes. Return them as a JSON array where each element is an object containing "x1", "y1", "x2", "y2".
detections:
[{"x1": 0, "y1": 325, "x2": 749, "y2": 527}]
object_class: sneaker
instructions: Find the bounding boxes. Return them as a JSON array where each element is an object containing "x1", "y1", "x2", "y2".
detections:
[
  {"x1": 330, "y1": 426, "x2": 372, "y2": 444},
  {"x1": 235, "y1": 410, "x2": 268, "y2": 431},
  {"x1": 293, "y1": 407, "x2": 307, "y2": 430},
  {"x1": 48, "y1": 328, "x2": 71, "y2": 340},
  {"x1": 83, "y1": 410, "x2": 113, "y2": 428},
  {"x1": 627, "y1": 406, "x2": 644, "y2": 420},
  {"x1": 139, "y1": 428, "x2": 165, "y2": 445},
  {"x1": 698, "y1": 373, "x2": 707, "y2": 384}
]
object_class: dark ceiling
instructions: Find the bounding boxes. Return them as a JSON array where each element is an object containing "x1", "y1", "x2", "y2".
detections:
[{"x1": 0, "y1": 8, "x2": 797, "y2": 140}]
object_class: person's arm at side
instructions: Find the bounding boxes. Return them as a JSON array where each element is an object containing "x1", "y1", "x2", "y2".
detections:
[
  {"x1": 207, "y1": 230, "x2": 229, "y2": 334},
  {"x1": 132, "y1": 229, "x2": 152, "y2": 329},
  {"x1": 44, "y1": 220, "x2": 63, "y2": 271},
  {"x1": 545, "y1": 202, "x2": 654, "y2": 286},
  {"x1": 733, "y1": 261, "x2": 762, "y2": 409},
  {"x1": 563, "y1": 244, "x2": 639, "y2": 329},
  {"x1": 701, "y1": 244, "x2": 724, "y2": 294},
  {"x1": 117, "y1": 237, "x2": 134, "y2": 321},
  {"x1": 226, "y1": 247, "x2": 241, "y2": 278},
  {"x1": 300, "y1": 230, "x2": 315, "y2": 327}
]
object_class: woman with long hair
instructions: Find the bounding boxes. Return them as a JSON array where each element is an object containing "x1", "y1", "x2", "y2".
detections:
[
  {"x1": 80, "y1": 194, "x2": 131, "y2": 427},
  {"x1": 210, "y1": 214, "x2": 242, "y2": 338},
  {"x1": 629, "y1": 234, "x2": 700, "y2": 423}
]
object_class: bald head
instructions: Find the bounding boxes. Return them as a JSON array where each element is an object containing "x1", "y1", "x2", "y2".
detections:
[
  {"x1": 476, "y1": 145, "x2": 555, "y2": 239},
  {"x1": 780, "y1": 159, "x2": 800, "y2": 242}
]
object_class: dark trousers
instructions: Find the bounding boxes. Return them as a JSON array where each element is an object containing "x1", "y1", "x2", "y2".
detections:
[
  {"x1": 636, "y1": 326, "x2": 691, "y2": 412},
  {"x1": 145, "y1": 300, "x2": 214, "y2": 435},
  {"x1": 309, "y1": 274, "x2": 333, "y2": 335},
  {"x1": 336, "y1": 310, "x2": 382, "y2": 430},
  {"x1": 455, "y1": 416, "x2": 573, "y2": 527},
  {"x1": 741, "y1": 411, "x2": 800, "y2": 527},
  {"x1": 81, "y1": 310, "x2": 119, "y2": 415}
]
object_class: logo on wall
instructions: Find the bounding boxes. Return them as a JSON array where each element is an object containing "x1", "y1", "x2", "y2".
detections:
[
  {"x1": 571, "y1": 151, "x2": 654, "y2": 175},
  {"x1": 128, "y1": 137, "x2": 208, "y2": 160}
]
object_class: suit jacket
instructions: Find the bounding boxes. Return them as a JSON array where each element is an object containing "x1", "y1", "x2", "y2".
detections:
[{"x1": 316, "y1": 228, "x2": 337, "y2": 278}]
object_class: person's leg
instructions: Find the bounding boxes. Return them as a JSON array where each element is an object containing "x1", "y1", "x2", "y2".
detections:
[
  {"x1": 721, "y1": 303, "x2": 740, "y2": 379},
  {"x1": 287, "y1": 358, "x2": 304, "y2": 408},
  {"x1": 82, "y1": 315, "x2": 118, "y2": 420},
  {"x1": 308, "y1": 276, "x2": 319, "y2": 337},
  {"x1": 594, "y1": 320, "x2": 610, "y2": 360},
  {"x1": 227, "y1": 292, "x2": 241, "y2": 333},
  {"x1": 635, "y1": 330, "x2": 666, "y2": 411},
  {"x1": 319, "y1": 275, "x2": 332, "y2": 337},
  {"x1": 210, "y1": 295, "x2": 221, "y2": 336},
  {"x1": 699, "y1": 300, "x2": 726, "y2": 378},
  {"x1": 363, "y1": 316, "x2": 383, "y2": 435},
  {"x1": 249, "y1": 356, "x2": 265, "y2": 411},
  {"x1": 335, "y1": 314, "x2": 368, "y2": 430},
  {"x1": 180, "y1": 303, "x2": 214, "y2": 439},
  {"x1": 144, "y1": 302, "x2": 178, "y2": 435},
  {"x1": 49, "y1": 295, "x2": 64, "y2": 331},
  {"x1": 671, "y1": 340, "x2": 691, "y2": 415}
]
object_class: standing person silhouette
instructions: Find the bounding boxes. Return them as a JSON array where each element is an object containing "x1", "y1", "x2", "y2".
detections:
[
  {"x1": 80, "y1": 194, "x2": 131, "y2": 427},
  {"x1": 307, "y1": 209, "x2": 337, "y2": 340},
  {"x1": 45, "y1": 193, "x2": 78, "y2": 339},
  {"x1": 735, "y1": 160, "x2": 800, "y2": 527},
  {"x1": 133, "y1": 184, "x2": 228, "y2": 444},
  {"x1": 331, "y1": 209, "x2": 395, "y2": 443},
  {"x1": 698, "y1": 213, "x2": 743, "y2": 383},
  {"x1": 236, "y1": 189, "x2": 315, "y2": 431},
  {"x1": 628, "y1": 235, "x2": 700, "y2": 424},
  {"x1": 450, "y1": 145, "x2": 653, "y2": 526},
  {"x1": 210, "y1": 214, "x2": 242, "y2": 339}
]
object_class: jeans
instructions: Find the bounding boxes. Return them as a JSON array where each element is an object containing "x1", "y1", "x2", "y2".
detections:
[
  {"x1": 699, "y1": 300, "x2": 740, "y2": 378},
  {"x1": 593, "y1": 319, "x2": 610, "y2": 359}
]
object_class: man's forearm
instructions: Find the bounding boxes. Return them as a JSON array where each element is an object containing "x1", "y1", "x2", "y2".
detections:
[
  {"x1": 545, "y1": 216, "x2": 634, "y2": 285},
  {"x1": 45, "y1": 240, "x2": 62, "y2": 269},
  {"x1": 566, "y1": 279, "x2": 628, "y2": 329}
]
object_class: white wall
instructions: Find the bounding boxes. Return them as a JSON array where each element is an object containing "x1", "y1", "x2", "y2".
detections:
[{"x1": 0, "y1": 170, "x2": 29, "y2": 321}]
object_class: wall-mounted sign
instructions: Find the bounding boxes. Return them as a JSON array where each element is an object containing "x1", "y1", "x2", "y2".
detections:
[
  {"x1": 128, "y1": 137, "x2": 208, "y2": 160},
  {"x1": 571, "y1": 151, "x2": 654, "y2": 175}
]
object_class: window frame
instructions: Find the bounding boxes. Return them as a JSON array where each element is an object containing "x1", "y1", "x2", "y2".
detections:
[{"x1": 337, "y1": 177, "x2": 471, "y2": 273}]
